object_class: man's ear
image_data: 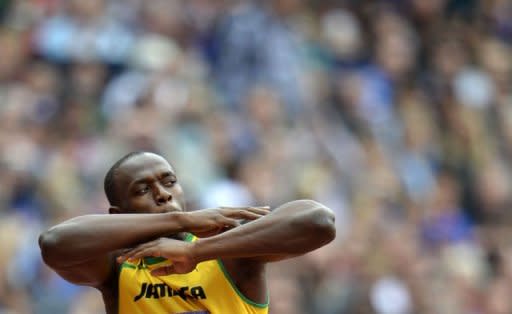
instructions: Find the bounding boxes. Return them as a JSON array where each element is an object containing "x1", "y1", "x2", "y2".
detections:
[{"x1": 109, "y1": 206, "x2": 122, "y2": 214}]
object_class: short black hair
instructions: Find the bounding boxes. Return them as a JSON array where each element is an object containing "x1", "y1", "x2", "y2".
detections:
[{"x1": 104, "y1": 151, "x2": 148, "y2": 206}]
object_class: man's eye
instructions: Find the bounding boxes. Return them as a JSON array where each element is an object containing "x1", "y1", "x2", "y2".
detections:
[
  {"x1": 163, "y1": 180, "x2": 176, "y2": 187},
  {"x1": 137, "y1": 187, "x2": 149, "y2": 195}
]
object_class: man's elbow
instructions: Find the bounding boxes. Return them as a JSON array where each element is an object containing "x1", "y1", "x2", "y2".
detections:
[
  {"x1": 310, "y1": 204, "x2": 336, "y2": 244},
  {"x1": 291, "y1": 199, "x2": 336, "y2": 244},
  {"x1": 281, "y1": 199, "x2": 336, "y2": 248},
  {"x1": 39, "y1": 229, "x2": 61, "y2": 266}
]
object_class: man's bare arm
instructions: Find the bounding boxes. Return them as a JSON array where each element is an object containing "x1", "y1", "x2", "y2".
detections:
[
  {"x1": 118, "y1": 199, "x2": 336, "y2": 275},
  {"x1": 195, "y1": 200, "x2": 335, "y2": 262},
  {"x1": 39, "y1": 207, "x2": 268, "y2": 287}
]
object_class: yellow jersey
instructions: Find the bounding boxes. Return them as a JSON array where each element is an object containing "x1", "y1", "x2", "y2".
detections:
[{"x1": 118, "y1": 234, "x2": 269, "y2": 314}]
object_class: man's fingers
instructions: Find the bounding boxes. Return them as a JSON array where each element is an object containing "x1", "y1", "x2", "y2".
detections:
[
  {"x1": 118, "y1": 248, "x2": 133, "y2": 256},
  {"x1": 117, "y1": 244, "x2": 156, "y2": 263},
  {"x1": 124, "y1": 248, "x2": 155, "y2": 261},
  {"x1": 150, "y1": 265, "x2": 175, "y2": 277},
  {"x1": 221, "y1": 217, "x2": 241, "y2": 228},
  {"x1": 247, "y1": 207, "x2": 271, "y2": 215},
  {"x1": 220, "y1": 206, "x2": 270, "y2": 212},
  {"x1": 233, "y1": 211, "x2": 264, "y2": 221},
  {"x1": 117, "y1": 248, "x2": 138, "y2": 263},
  {"x1": 219, "y1": 206, "x2": 271, "y2": 219},
  {"x1": 216, "y1": 206, "x2": 272, "y2": 224},
  {"x1": 119, "y1": 246, "x2": 146, "y2": 261},
  {"x1": 231, "y1": 208, "x2": 270, "y2": 220}
]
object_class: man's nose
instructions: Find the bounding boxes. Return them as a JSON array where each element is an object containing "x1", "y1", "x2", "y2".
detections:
[{"x1": 154, "y1": 185, "x2": 172, "y2": 205}]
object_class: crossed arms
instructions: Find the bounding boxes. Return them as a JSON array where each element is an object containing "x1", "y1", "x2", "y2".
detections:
[{"x1": 39, "y1": 199, "x2": 336, "y2": 288}]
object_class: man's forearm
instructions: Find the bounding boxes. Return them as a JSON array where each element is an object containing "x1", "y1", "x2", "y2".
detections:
[
  {"x1": 192, "y1": 200, "x2": 336, "y2": 263},
  {"x1": 39, "y1": 212, "x2": 186, "y2": 267}
]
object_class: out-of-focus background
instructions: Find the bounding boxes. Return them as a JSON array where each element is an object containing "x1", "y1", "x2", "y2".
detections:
[{"x1": 1, "y1": 0, "x2": 512, "y2": 313}]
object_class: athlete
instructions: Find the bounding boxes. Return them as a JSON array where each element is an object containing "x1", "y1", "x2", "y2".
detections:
[{"x1": 39, "y1": 151, "x2": 336, "y2": 314}]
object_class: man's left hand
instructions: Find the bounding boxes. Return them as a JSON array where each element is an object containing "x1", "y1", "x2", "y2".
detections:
[{"x1": 117, "y1": 238, "x2": 197, "y2": 276}]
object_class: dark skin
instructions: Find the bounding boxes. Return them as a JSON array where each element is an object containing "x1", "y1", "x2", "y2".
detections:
[{"x1": 39, "y1": 152, "x2": 336, "y2": 313}]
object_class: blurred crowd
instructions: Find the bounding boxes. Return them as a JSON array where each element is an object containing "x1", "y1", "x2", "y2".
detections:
[{"x1": 1, "y1": 0, "x2": 512, "y2": 313}]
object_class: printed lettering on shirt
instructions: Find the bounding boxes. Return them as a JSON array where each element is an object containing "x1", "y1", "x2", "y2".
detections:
[{"x1": 134, "y1": 283, "x2": 207, "y2": 302}]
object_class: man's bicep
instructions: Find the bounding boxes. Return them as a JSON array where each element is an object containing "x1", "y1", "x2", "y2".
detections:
[{"x1": 50, "y1": 253, "x2": 116, "y2": 288}]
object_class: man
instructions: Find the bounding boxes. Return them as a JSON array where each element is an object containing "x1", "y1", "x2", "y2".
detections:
[{"x1": 39, "y1": 151, "x2": 336, "y2": 314}]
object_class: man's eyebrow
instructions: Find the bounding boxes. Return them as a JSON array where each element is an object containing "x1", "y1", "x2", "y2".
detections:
[
  {"x1": 129, "y1": 170, "x2": 175, "y2": 187},
  {"x1": 159, "y1": 171, "x2": 176, "y2": 179},
  {"x1": 131, "y1": 177, "x2": 152, "y2": 186}
]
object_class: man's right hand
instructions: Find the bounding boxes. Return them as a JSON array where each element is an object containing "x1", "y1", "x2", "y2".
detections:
[{"x1": 181, "y1": 206, "x2": 270, "y2": 238}]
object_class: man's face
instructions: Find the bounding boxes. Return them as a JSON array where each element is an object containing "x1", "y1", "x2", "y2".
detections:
[{"x1": 113, "y1": 153, "x2": 186, "y2": 214}]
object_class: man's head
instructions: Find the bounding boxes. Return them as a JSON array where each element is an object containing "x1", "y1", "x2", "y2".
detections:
[{"x1": 104, "y1": 151, "x2": 186, "y2": 214}]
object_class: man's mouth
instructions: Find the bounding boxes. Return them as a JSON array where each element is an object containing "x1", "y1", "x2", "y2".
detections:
[{"x1": 159, "y1": 204, "x2": 181, "y2": 213}]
